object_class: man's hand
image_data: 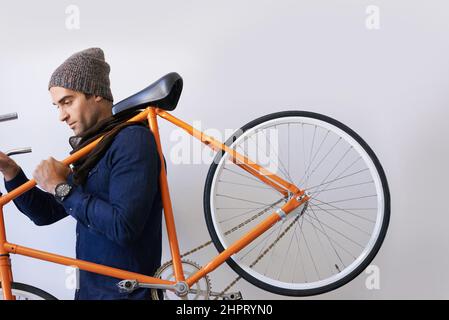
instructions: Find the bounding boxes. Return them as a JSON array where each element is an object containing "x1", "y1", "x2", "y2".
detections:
[
  {"x1": 0, "y1": 151, "x2": 21, "y2": 181},
  {"x1": 33, "y1": 157, "x2": 72, "y2": 195}
]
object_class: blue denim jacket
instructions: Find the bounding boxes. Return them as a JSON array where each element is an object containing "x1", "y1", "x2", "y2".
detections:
[{"x1": 4, "y1": 125, "x2": 163, "y2": 300}]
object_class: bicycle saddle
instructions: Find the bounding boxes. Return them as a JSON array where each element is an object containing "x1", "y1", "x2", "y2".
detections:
[{"x1": 112, "y1": 72, "x2": 183, "y2": 115}]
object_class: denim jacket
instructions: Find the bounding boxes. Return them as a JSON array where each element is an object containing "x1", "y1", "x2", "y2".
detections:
[{"x1": 4, "y1": 125, "x2": 163, "y2": 300}]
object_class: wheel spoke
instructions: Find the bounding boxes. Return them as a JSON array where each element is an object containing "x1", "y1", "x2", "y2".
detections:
[
  {"x1": 309, "y1": 203, "x2": 372, "y2": 235},
  {"x1": 304, "y1": 211, "x2": 365, "y2": 249},
  {"x1": 258, "y1": 128, "x2": 296, "y2": 185},
  {"x1": 301, "y1": 217, "x2": 321, "y2": 279},
  {"x1": 300, "y1": 137, "x2": 342, "y2": 188},
  {"x1": 310, "y1": 198, "x2": 377, "y2": 223},
  {"x1": 310, "y1": 180, "x2": 374, "y2": 193},
  {"x1": 306, "y1": 167, "x2": 368, "y2": 192},
  {"x1": 306, "y1": 206, "x2": 350, "y2": 264},
  {"x1": 299, "y1": 129, "x2": 330, "y2": 187},
  {"x1": 218, "y1": 179, "x2": 273, "y2": 189},
  {"x1": 311, "y1": 146, "x2": 353, "y2": 195},
  {"x1": 292, "y1": 218, "x2": 308, "y2": 282},
  {"x1": 216, "y1": 193, "x2": 276, "y2": 207}
]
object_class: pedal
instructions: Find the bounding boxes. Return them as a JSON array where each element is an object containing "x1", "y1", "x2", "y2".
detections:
[
  {"x1": 117, "y1": 280, "x2": 139, "y2": 293},
  {"x1": 222, "y1": 291, "x2": 243, "y2": 300}
]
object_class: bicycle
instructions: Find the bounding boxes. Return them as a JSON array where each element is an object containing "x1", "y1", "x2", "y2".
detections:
[{"x1": 0, "y1": 72, "x2": 390, "y2": 300}]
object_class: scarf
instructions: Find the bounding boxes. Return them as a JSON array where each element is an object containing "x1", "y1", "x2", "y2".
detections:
[{"x1": 69, "y1": 109, "x2": 147, "y2": 186}]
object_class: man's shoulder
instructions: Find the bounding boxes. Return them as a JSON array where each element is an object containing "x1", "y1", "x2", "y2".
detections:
[
  {"x1": 110, "y1": 125, "x2": 155, "y2": 151},
  {"x1": 115, "y1": 124, "x2": 152, "y2": 140},
  {"x1": 117, "y1": 124, "x2": 151, "y2": 134},
  {"x1": 106, "y1": 124, "x2": 160, "y2": 168}
]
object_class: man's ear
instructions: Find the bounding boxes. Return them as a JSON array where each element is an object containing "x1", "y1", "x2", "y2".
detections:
[{"x1": 94, "y1": 95, "x2": 103, "y2": 102}]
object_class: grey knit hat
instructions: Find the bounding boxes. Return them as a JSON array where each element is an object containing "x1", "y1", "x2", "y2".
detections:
[{"x1": 48, "y1": 47, "x2": 113, "y2": 102}]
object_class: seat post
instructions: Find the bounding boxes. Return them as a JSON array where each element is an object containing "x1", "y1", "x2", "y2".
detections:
[{"x1": 147, "y1": 108, "x2": 185, "y2": 282}]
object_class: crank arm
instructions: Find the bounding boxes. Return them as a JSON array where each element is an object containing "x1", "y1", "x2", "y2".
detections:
[
  {"x1": 117, "y1": 279, "x2": 178, "y2": 292},
  {"x1": 117, "y1": 280, "x2": 177, "y2": 294},
  {"x1": 117, "y1": 280, "x2": 243, "y2": 300}
]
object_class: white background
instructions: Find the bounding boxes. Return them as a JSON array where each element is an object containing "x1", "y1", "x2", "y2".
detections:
[{"x1": 0, "y1": 0, "x2": 448, "y2": 299}]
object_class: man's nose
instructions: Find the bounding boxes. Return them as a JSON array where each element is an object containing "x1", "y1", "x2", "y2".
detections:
[{"x1": 59, "y1": 109, "x2": 69, "y2": 122}]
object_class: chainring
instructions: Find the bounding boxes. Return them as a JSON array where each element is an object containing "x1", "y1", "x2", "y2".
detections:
[{"x1": 151, "y1": 259, "x2": 212, "y2": 300}]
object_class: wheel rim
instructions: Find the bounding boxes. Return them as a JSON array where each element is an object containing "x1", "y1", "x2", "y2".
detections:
[
  {"x1": 208, "y1": 115, "x2": 387, "y2": 292},
  {"x1": 0, "y1": 289, "x2": 47, "y2": 300}
]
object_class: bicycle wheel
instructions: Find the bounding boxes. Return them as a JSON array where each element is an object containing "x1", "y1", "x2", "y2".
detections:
[
  {"x1": 0, "y1": 282, "x2": 57, "y2": 300},
  {"x1": 204, "y1": 111, "x2": 390, "y2": 296}
]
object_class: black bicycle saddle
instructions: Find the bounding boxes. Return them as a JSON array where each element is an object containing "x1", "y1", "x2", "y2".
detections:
[{"x1": 112, "y1": 72, "x2": 183, "y2": 115}]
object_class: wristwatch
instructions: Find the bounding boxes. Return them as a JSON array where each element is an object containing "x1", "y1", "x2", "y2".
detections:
[{"x1": 54, "y1": 182, "x2": 73, "y2": 202}]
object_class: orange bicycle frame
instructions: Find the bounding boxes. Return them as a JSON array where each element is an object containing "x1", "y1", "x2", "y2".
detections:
[{"x1": 0, "y1": 107, "x2": 310, "y2": 300}]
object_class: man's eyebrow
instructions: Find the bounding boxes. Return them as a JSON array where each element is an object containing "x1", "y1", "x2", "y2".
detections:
[{"x1": 53, "y1": 95, "x2": 74, "y2": 105}]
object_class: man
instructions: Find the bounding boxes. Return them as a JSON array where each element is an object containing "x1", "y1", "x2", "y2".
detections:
[{"x1": 0, "y1": 48, "x2": 163, "y2": 300}]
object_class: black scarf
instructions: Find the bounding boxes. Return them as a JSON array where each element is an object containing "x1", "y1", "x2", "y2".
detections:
[{"x1": 69, "y1": 109, "x2": 147, "y2": 186}]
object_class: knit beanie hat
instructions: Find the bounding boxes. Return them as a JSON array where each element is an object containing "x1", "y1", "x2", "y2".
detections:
[{"x1": 48, "y1": 48, "x2": 113, "y2": 102}]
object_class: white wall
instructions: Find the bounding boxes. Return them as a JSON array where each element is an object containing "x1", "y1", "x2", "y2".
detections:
[{"x1": 0, "y1": 0, "x2": 448, "y2": 299}]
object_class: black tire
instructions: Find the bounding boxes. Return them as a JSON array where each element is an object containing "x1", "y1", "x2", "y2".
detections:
[
  {"x1": 0, "y1": 282, "x2": 58, "y2": 300},
  {"x1": 203, "y1": 110, "x2": 390, "y2": 296}
]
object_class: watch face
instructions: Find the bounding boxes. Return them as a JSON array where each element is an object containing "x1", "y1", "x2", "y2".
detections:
[{"x1": 56, "y1": 183, "x2": 71, "y2": 197}]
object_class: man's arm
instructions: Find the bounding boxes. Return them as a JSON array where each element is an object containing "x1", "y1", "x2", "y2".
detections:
[
  {"x1": 60, "y1": 126, "x2": 160, "y2": 247},
  {"x1": 4, "y1": 169, "x2": 69, "y2": 226}
]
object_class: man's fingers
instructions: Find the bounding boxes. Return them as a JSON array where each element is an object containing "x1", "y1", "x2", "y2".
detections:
[{"x1": 33, "y1": 161, "x2": 45, "y2": 180}]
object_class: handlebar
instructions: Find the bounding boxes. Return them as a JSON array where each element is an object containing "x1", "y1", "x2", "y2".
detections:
[
  {"x1": 5, "y1": 148, "x2": 32, "y2": 157},
  {"x1": 0, "y1": 112, "x2": 32, "y2": 156},
  {"x1": 0, "y1": 113, "x2": 18, "y2": 123}
]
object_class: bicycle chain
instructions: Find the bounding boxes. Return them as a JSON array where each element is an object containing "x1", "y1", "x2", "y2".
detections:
[
  {"x1": 180, "y1": 198, "x2": 285, "y2": 259},
  {"x1": 212, "y1": 213, "x2": 301, "y2": 299},
  {"x1": 176, "y1": 196, "x2": 303, "y2": 299}
]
